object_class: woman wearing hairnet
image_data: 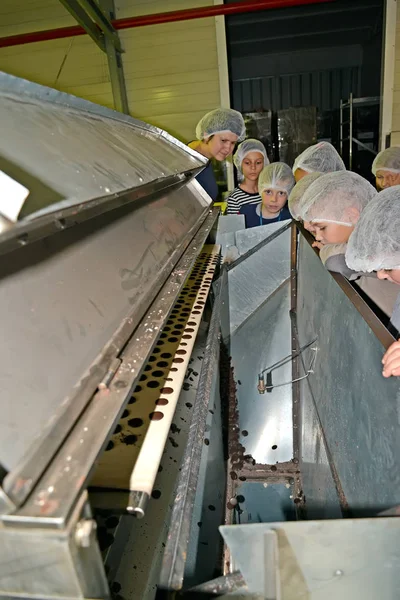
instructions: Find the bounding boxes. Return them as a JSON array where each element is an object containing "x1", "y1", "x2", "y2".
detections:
[
  {"x1": 292, "y1": 141, "x2": 345, "y2": 182},
  {"x1": 298, "y1": 171, "x2": 398, "y2": 318},
  {"x1": 345, "y1": 188, "x2": 400, "y2": 377},
  {"x1": 226, "y1": 139, "x2": 269, "y2": 214},
  {"x1": 371, "y1": 147, "x2": 400, "y2": 191},
  {"x1": 189, "y1": 108, "x2": 246, "y2": 201},
  {"x1": 239, "y1": 162, "x2": 294, "y2": 228}
]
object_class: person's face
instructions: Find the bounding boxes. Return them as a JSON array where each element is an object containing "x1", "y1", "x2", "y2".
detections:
[
  {"x1": 375, "y1": 170, "x2": 400, "y2": 190},
  {"x1": 206, "y1": 132, "x2": 238, "y2": 161},
  {"x1": 261, "y1": 189, "x2": 288, "y2": 214},
  {"x1": 241, "y1": 152, "x2": 264, "y2": 181},
  {"x1": 294, "y1": 168, "x2": 308, "y2": 183},
  {"x1": 303, "y1": 221, "x2": 316, "y2": 234},
  {"x1": 312, "y1": 221, "x2": 353, "y2": 245},
  {"x1": 377, "y1": 268, "x2": 400, "y2": 285},
  {"x1": 295, "y1": 217, "x2": 315, "y2": 234}
]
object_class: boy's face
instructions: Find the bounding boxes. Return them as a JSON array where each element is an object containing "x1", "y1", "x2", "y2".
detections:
[
  {"x1": 261, "y1": 188, "x2": 288, "y2": 214},
  {"x1": 303, "y1": 221, "x2": 316, "y2": 234},
  {"x1": 312, "y1": 221, "x2": 353, "y2": 245},
  {"x1": 377, "y1": 268, "x2": 400, "y2": 285},
  {"x1": 375, "y1": 170, "x2": 400, "y2": 190},
  {"x1": 241, "y1": 152, "x2": 264, "y2": 181},
  {"x1": 294, "y1": 168, "x2": 308, "y2": 182}
]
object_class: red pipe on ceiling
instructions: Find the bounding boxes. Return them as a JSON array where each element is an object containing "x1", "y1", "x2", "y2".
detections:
[{"x1": 0, "y1": 0, "x2": 334, "y2": 49}]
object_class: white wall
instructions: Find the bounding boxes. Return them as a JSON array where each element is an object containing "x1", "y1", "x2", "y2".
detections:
[{"x1": 0, "y1": 0, "x2": 227, "y2": 142}]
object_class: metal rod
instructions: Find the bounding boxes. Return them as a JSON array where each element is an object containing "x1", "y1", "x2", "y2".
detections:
[
  {"x1": 127, "y1": 490, "x2": 149, "y2": 519},
  {"x1": 0, "y1": 0, "x2": 335, "y2": 48},
  {"x1": 259, "y1": 338, "x2": 317, "y2": 376},
  {"x1": 57, "y1": 0, "x2": 106, "y2": 51},
  {"x1": 339, "y1": 99, "x2": 343, "y2": 156},
  {"x1": 349, "y1": 92, "x2": 353, "y2": 170},
  {"x1": 290, "y1": 223, "x2": 301, "y2": 462},
  {"x1": 76, "y1": 0, "x2": 123, "y2": 51},
  {"x1": 100, "y1": 0, "x2": 129, "y2": 114}
]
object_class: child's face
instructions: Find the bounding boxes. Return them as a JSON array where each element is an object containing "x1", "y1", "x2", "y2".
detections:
[
  {"x1": 241, "y1": 152, "x2": 264, "y2": 181},
  {"x1": 312, "y1": 221, "x2": 353, "y2": 245},
  {"x1": 377, "y1": 268, "x2": 400, "y2": 285},
  {"x1": 294, "y1": 168, "x2": 308, "y2": 183},
  {"x1": 303, "y1": 221, "x2": 316, "y2": 234},
  {"x1": 375, "y1": 170, "x2": 400, "y2": 191},
  {"x1": 206, "y1": 132, "x2": 238, "y2": 161},
  {"x1": 262, "y1": 188, "x2": 288, "y2": 214}
]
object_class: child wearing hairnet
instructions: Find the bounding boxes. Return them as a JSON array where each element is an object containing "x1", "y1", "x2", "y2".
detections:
[
  {"x1": 345, "y1": 188, "x2": 400, "y2": 377},
  {"x1": 239, "y1": 162, "x2": 294, "y2": 228},
  {"x1": 226, "y1": 139, "x2": 269, "y2": 214},
  {"x1": 297, "y1": 171, "x2": 398, "y2": 318},
  {"x1": 189, "y1": 108, "x2": 246, "y2": 201},
  {"x1": 371, "y1": 147, "x2": 400, "y2": 191},
  {"x1": 292, "y1": 141, "x2": 345, "y2": 183},
  {"x1": 288, "y1": 171, "x2": 323, "y2": 229}
]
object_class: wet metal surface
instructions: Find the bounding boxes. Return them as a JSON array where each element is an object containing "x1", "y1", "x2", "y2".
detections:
[
  {"x1": 228, "y1": 226, "x2": 291, "y2": 332},
  {"x1": 297, "y1": 235, "x2": 400, "y2": 514},
  {"x1": 299, "y1": 371, "x2": 343, "y2": 520},
  {"x1": 216, "y1": 215, "x2": 245, "y2": 262},
  {"x1": 234, "y1": 221, "x2": 290, "y2": 257},
  {"x1": 189, "y1": 571, "x2": 247, "y2": 595},
  {"x1": 1, "y1": 71, "x2": 205, "y2": 215},
  {"x1": 221, "y1": 518, "x2": 400, "y2": 599},
  {"x1": 230, "y1": 282, "x2": 293, "y2": 465},
  {"x1": 233, "y1": 481, "x2": 296, "y2": 524},
  {"x1": 183, "y1": 359, "x2": 225, "y2": 589}
]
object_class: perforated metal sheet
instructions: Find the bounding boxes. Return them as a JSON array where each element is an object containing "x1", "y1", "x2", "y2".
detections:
[{"x1": 91, "y1": 245, "x2": 220, "y2": 489}]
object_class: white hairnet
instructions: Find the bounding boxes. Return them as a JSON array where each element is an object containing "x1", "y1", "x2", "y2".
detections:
[
  {"x1": 288, "y1": 172, "x2": 323, "y2": 220},
  {"x1": 195, "y1": 108, "x2": 246, "y2": 141},
  {"x1": 371, "y1": 147, "x2": 400, "y2": 175},
  {"x1": 293, "y1": 141, "x2": 345, "y2": 175},
  {"x1": 258, "y1": 162, "x2": 295, "y2": 195},
  {"x1": 297, "y1": 171, "x2": 377, "y2": 225},
  {"x1": 345, "y1": 187, "x2": 400, "y2": 272},
  {"x1": 233, "y1": 139, "x2": 268, "y2": 172}
]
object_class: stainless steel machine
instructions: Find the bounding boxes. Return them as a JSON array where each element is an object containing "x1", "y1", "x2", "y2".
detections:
[{"x1": 0, "y1": 73, "x2": 399, "y2": 600}]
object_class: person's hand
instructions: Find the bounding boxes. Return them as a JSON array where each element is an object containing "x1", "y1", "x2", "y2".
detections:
[
  {"x1": 312, "y1": 241, "x2": 324, "y2": 250},
  {"x1": 382, "y1": 340, "x2": 400, "y2": 377}
]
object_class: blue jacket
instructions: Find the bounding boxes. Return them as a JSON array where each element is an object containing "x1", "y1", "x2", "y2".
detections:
[{"x1": 240, "y1": 203, "x2": 291, "y2": 228}]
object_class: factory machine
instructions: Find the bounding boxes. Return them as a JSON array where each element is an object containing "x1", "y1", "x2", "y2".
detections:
[{"x1": 0, "y1": 72, "x2": 399, "y2": 600}]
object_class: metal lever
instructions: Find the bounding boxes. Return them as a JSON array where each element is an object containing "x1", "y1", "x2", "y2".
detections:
[{"x1": 257, "y1": 338, "x2": 317, "y2": 394}]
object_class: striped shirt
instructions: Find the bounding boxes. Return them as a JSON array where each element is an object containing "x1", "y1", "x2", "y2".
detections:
[{"x1": 226, "y1": 186, "x2": 261, "y2": 214}]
